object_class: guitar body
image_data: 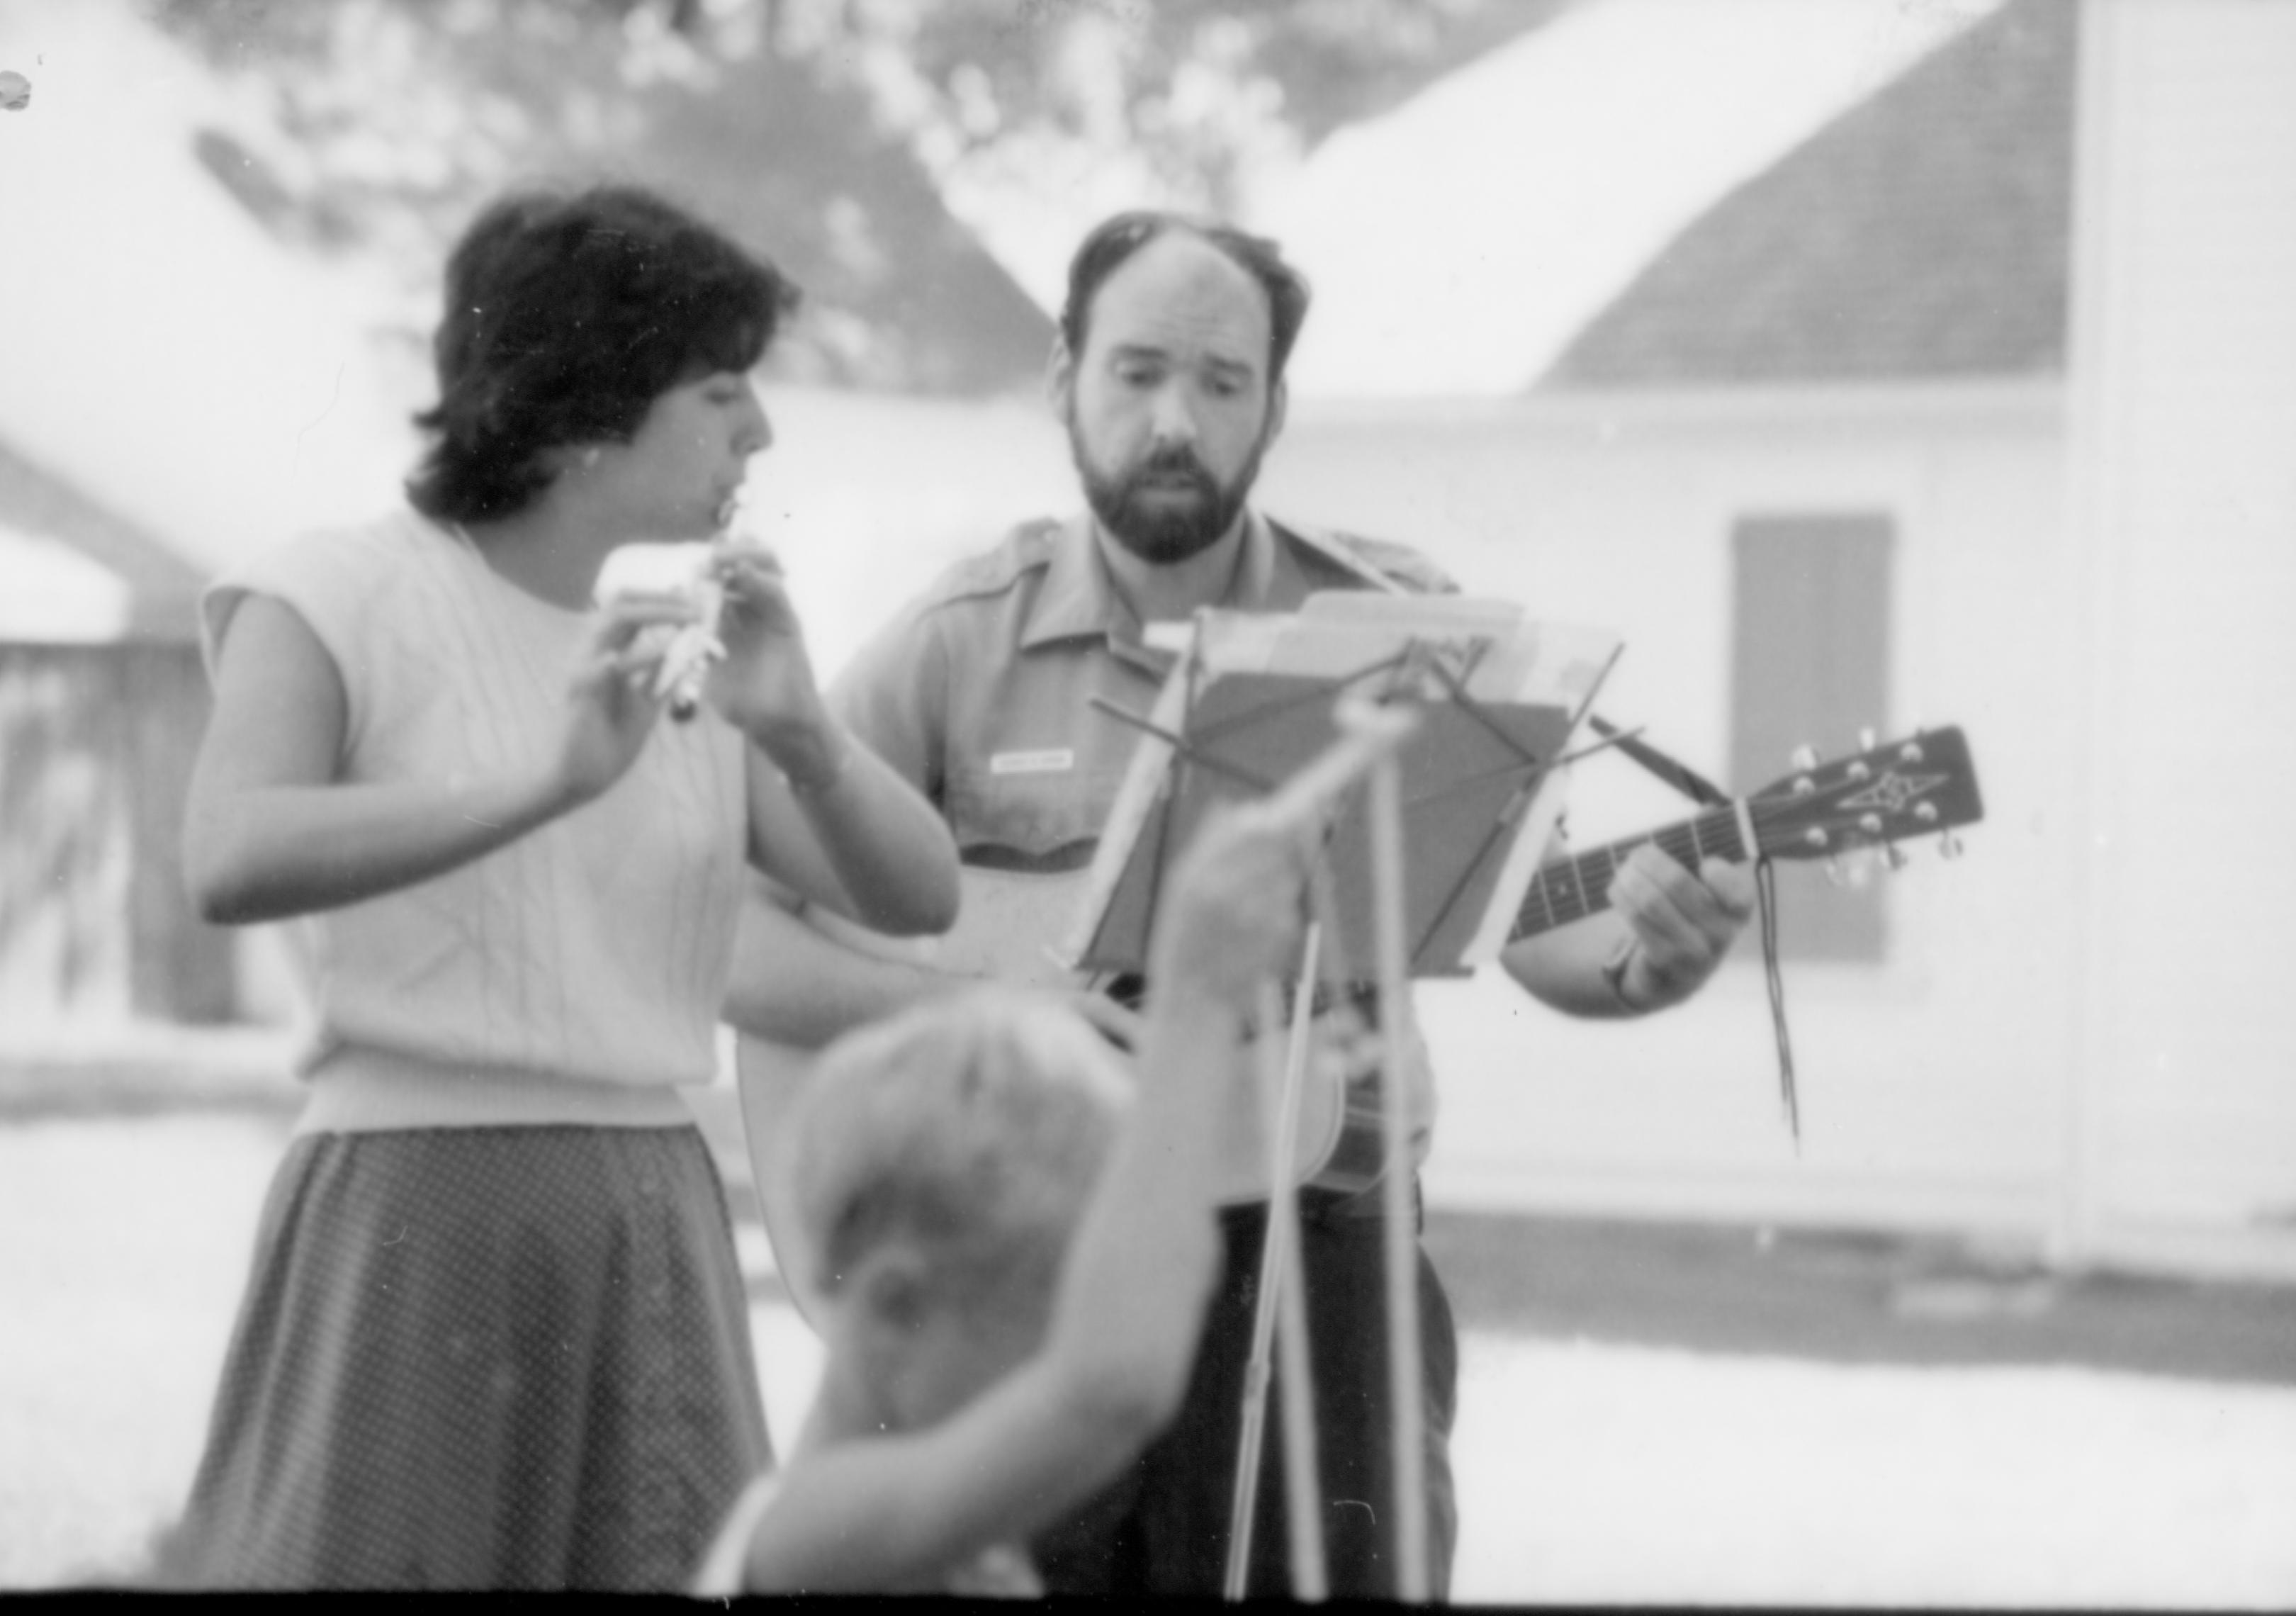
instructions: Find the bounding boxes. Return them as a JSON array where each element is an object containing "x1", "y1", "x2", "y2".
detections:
[
  {"x1": 733, "y1": 865, "x2": 1354, "y2": 1237},
  {"x1": 737, "y1": 724, "x2": 1984, "y2": 1276},
  {"x1": 730, "y1": 1025, "x2": 821, "y2": 1320}
]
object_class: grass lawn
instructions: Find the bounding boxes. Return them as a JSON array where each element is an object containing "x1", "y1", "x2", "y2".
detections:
[{"x1": 4, "y1": 1077, "x2": 2293, "y2": 1601}]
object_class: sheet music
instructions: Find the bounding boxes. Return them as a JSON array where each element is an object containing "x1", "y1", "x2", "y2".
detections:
[{"x1": 1064, "y1": 593, "x2": 1620, "y2": 978}]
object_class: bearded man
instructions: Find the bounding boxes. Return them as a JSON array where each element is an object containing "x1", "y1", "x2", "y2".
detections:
[{"x1": 724, "y1": 211, "x2": 1755, "y2": 1598}]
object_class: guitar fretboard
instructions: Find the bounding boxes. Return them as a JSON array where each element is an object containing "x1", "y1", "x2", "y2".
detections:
[{"x1": 1509, "y1": 803, "x2": 1748, "y2": 942}]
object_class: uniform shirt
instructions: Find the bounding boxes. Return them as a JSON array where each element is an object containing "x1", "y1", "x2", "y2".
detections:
[{"x1": 831, "y1": 509, "x2": 1458, "y2": 1191}]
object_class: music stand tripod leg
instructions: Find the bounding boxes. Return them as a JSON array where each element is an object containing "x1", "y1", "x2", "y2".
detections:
[
  {"x1": 1369, "y1": 749, "x2": 1431, "y2": 1602},
  {"x1": 1222, "y1": 933, "x2": 1329, "y2": 1601}
]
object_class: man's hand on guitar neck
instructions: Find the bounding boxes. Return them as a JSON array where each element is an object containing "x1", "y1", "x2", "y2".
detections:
[
  {"x1": 1609, "y1": 845, "x2": 1757, "y2": 1011},
  {"x1": 1501, "y1": 845, "x2": 1755, "y2": 1019}
]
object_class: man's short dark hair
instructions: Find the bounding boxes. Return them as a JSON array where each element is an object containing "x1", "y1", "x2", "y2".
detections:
[
  {"x1": 407, "y1": 184, "x2": 799, "y2": 524},
  {"x1": 1057, "y1": 211, "x2": 1311, "y2": 388}
]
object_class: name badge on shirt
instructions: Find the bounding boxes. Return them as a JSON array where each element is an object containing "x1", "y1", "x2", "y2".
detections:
[{"x1": 991, "y1": 748, "x2": 1076, "y2": 776}]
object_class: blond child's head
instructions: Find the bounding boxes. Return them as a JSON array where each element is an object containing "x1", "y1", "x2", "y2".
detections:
[{"x1": 780, "y1": 987, "x2": 1131, "y2": 1434}]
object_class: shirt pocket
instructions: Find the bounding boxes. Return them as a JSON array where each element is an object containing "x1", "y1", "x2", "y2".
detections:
[{"x1": 945, "y1": 764, "x2": 1129, "y2": 874}]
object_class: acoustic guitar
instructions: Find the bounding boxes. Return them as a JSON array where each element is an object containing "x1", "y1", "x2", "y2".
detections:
[{"x1": 733, "y1": 726, "x2": 1985, "y2": 1274}]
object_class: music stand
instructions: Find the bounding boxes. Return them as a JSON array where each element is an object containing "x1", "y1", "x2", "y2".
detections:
[
  {"x1": 1061, "y1": 593, "x2": 1619, "y2": 1600},
  {"x1": 1064, "y1": 593, "x2": 1619, "y2": 983}
]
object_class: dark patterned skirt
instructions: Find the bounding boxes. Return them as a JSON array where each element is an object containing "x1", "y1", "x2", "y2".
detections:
[{"x1": 152, "y1": 1124, "x2": 771, "y2": 1591}]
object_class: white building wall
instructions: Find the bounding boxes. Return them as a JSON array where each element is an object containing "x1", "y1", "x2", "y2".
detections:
[
  {"x1": 2054, "y1": 0, "x2": 2296, "y2": 1272},
  {"x1": 1237, "y1": 4, "x2": 2296, "y2": 1284},
  {"x1": 1264, "y1": 389, "x2": 2078, "y2": 1238}
]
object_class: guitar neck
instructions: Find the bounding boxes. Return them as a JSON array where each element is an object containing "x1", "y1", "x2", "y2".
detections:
[{"x1": 1509, "y1": 803, "x2": 1747, "y2": 943}]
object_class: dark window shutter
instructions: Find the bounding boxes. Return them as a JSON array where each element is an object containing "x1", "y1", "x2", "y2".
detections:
[{"x1": 1729, "y1": 513, "x2": 1893, "y2": 963}]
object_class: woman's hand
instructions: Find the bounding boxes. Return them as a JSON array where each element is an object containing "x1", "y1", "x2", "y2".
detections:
[
  {"x1": 553, "y1": 596, "x2": 692, "y2": 806},
  {"x1": 703, "y1": 541, "x2": 840, "y2": 778}
]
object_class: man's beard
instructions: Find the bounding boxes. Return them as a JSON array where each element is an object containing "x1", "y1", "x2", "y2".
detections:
[{"x1": 1071, "y1": 422, "x2": 1268, "y2": 566}]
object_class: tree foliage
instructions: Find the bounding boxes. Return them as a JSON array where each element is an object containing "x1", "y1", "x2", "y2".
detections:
[
  {"x1": 145, "y1": 0, "x2": 1574, "y2": 391},
  {"x1": 880, "y1": 0, "x2": 1576, "y2": 210}
]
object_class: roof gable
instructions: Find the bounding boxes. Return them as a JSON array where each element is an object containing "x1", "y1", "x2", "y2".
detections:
[
  {"x1": 1543, "y1": 0, "x2": 2076, "y2": 391},
  {"x1": 1262, "y1": 0, "x2": 2000, "y2": 401},
  {"x1": 0, "y1": 437, "x2": 203, "y2": 641}
]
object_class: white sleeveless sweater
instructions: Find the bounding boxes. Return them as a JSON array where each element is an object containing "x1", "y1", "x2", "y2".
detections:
[{"x1": 201, "y1": 512, "x2": 746, "y2": 1132}]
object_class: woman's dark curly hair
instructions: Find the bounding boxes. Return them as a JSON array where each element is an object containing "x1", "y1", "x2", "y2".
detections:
[{"x1": 407, "y1": 184, "x2": 799, "y2": 524}]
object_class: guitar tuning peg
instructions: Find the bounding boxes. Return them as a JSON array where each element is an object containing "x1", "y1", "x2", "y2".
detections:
[
  {"x1": 1789, "y1": 744, "x2": 1819, "y2": 771},
  {"x1": 1940, "y1": 831, "x2": 1964, "y2": 860},
  {"x1": 1884, "y1": 842, "x2": 1910, "y2": 872},
  {"x1": 1823, "y1": 855, "x2": 1847, "y2": 887}
]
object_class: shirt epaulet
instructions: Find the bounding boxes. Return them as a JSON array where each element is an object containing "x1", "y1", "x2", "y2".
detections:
[
  {"x1": 909, "y1": 517, "x2": 1065, "y2": 615},
  {"x1": 1276, "y1": 520, "x2": 1461, "y2": 597}
]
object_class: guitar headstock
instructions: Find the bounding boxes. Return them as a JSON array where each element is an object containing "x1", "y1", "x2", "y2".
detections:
[{"x1": 1743, "y1": 726, "x2": 1983, "y2": 864}]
